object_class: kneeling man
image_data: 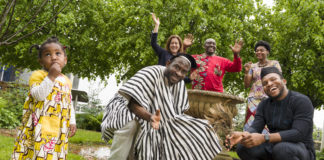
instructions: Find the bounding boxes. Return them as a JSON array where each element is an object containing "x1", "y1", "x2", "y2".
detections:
[
  {"x1": 102, "y1": 54, "x2": 222, "y2": 160},
  {"x1": 226, "y1": 67, "x2": 315, "y2": 160}
]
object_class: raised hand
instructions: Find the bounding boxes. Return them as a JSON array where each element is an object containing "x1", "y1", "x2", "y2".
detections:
[
  {"x1": 150, "y1": 109, "x2": 161, "y2": 130},
  {"x1": 183, "y1": 34, "x2": 194, "y2": 47},
  {"x1": 229, "y1": 38, "x2": 244, "y2": 54},
  {"x1": 190, "y1": 70, "x2": 198, "y2": 80},
  {"x1": 244, "y1": 62, "x2": 252, "y2": 74},
  {"x1": 48, "y1": 63, "x2": 62, "y2": 82},
  {"x1": 152, "y1": 13, "x2": 160, "y2": 26}
]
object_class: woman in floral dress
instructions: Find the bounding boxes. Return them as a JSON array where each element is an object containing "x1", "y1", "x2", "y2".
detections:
[{"x1": 243, "y1": 40, "x2": 281, "y2": 133}]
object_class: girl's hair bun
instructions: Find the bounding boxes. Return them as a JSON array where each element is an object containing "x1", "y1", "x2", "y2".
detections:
[
  {"x1": 29, "y1": 44, "x2": 40, "y2": 53},
  {"x1": 30, "y1": 36, "x2": 66, "y2": 58}
]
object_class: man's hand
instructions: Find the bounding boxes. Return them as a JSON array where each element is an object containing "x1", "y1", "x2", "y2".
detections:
[
  {"x1": 48, "y1": 63, "x2": 61, "y2": 82},
  {"x1": 190, "y1": 70, "x2": 198, "y2": 80},
  {"x1": 150, "y1": 109, "x2": 161, "y2": 130},
  {"x1": 240, "y1": 133, "x2": 265, "y2": 148},
  {"x1": 229, "y1": 38, "x2": 244, "y2": 54},
  {"x1": 69, "y1": 124, "x2": 77, "y2": 138},
  {"x1": 244, "y1": 62, "x2": 252, "y2": 74},
  {"x1": 183, "y1": 34, "x2": 194, "y2": 48},
  {"x1": 225, "y1": 131, "x2": 248, "y2": 150},
  {"x1": 152, "y1": 13, "x2": 160, "y2": 27}
]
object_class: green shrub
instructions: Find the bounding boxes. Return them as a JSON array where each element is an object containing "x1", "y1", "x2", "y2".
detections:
[
  {"x1": 317, "y1": 149, "x2": 324, "y2": 160},
  {"x1": 0, "y1": 86, "x2": 26, "y2": 128},
  {"x1": 76, "y1": 113, "x2": 102, "y2": 131},
  {"x1": 96, "y1": 112, "x2": 103, "y2": 123}
]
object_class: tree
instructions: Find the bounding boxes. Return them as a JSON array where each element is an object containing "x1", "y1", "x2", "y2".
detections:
[
  {"x1": 0, "y1": 0, "x2": 323, "y2": 109},
  {"x1": 0, "y1": 0, "x2": 71, "y2": 46},
  {"x1": 268, "y1": 0, "x2": 324, "y2": 108}
]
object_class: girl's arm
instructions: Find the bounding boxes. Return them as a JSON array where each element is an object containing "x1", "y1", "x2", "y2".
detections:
[
  {"x1": 70, "y1": 105, "x2": 76, "y2": 124},
  {"x1": 30, "y1": 76, "x2": 55, "y2": 101},
  {"x1": 30, "y1": 63, "x2": 62, "y2": 101},
  {"x1": 69, "y1": 106, "x2": 77, "y2": 137}
]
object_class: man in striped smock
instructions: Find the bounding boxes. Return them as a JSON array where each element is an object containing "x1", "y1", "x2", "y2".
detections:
[{"x1": 102, "y1": 54, "x2": 222, "y2": 160}]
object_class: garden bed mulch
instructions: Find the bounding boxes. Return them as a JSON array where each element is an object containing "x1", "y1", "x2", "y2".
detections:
[{"x1": 0, "y1": 128, "x2": 17, "y2": 137}]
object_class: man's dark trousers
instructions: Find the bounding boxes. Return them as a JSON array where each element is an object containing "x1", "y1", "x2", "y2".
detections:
[{"x1": 236, "y1": 142, "x2": 314, "y2": 160}]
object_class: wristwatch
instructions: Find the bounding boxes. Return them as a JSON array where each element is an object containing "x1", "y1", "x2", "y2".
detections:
[{"x1": 264, "y1": 134, "x2": 270, "y2": 143}]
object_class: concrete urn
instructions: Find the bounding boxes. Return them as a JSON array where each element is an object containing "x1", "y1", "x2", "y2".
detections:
[{"x1": 185, "y1": 89, "x2": 245, "y2": 160}]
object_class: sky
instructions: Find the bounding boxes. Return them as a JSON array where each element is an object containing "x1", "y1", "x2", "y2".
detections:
[
  {"x1": 78, "y1": 75, "x2": 121, "y2": 105},
  {"x1": 77, "y1": 0, "x2": 324, "y2": 129},
  {"x1": 263, "y1": 0, "x2": 274, "y2": 7}
]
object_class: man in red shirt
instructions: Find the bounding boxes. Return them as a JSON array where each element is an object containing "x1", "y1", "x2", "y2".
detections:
[{"x1": 191, "y1": 38, "x2": 243, "y2": 92}]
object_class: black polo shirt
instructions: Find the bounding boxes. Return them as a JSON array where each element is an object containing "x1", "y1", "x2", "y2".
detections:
[{"x1": 248, "y1": 90, "x2": 314, "y2": 155}]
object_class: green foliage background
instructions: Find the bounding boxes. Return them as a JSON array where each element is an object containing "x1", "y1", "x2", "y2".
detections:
[
  {"x1": 0, "y1": 86, "x2": 26, "y2": 128},
  {"x1": 0, "y1": 0, "x2": 323, "y2": 108},
  {"x1": 76, "y1": 113, "x2": 103, "y2": 132}
]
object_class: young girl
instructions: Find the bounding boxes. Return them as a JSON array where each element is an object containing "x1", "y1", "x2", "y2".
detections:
[{"x1": 12, "y1": 37, "x2": 76, "y2": 160}]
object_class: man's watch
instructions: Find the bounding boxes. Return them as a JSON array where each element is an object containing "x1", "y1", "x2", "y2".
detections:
[{"x1": 264, "y1": 134, "x2": 270, "y2": 143}]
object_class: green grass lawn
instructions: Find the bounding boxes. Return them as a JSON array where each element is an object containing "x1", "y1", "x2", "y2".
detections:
[
  {"x1": 0, "y1": 134, "x2": 15, "y2": 160},
  {"x1": 1, "y1": 129, "x2": 242, "y2": 160},
  {"x1": 69, "y1": 129, "x2": 107, "y2": 145},
  {"x1": 228, "y1": 151, "x2": 239, "y2": 159},
  {"x1": 0, "y1": 129, "x2": 106, "y2": 160}
]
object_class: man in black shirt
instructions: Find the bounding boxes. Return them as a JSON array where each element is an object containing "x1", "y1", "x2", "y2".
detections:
[{"x1": 226, "y1": 67, "x2": 315, "y2": 160}]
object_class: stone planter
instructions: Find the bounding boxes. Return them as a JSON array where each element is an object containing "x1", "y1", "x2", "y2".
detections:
[{"x1": 185, "y1": 89, "x2": 244, "y2": 160}]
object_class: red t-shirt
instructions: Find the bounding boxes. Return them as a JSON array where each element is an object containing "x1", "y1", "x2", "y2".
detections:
[{"x1": 191, "y1": 53, "x2": 242, "y2": 92}]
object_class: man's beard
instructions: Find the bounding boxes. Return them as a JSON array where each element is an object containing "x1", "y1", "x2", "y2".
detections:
[
  {"x1": 269, "y1": 85, "x2": 284, "y2": 100},
  {"x1": 205, "y1": 46, "x2": 215, "y2": 55},
  {"x1": 206, "y1": 51, "x2": 214, "y2": 56},
  {"x1": 164, "y1": 70, "x2": 176, "y2": 85}
]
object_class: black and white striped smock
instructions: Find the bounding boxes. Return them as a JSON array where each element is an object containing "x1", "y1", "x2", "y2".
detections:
[
  {"x1": 101, "y1": 93, "x2": 136, "y2": 142},
  {"x1": 119, "y1": 65, "x2": 222, "y2": 160}
]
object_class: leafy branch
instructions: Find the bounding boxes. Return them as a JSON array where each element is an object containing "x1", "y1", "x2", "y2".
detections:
[{"x1": 0, "y1": 0, "x2": 72, "y2": 47}]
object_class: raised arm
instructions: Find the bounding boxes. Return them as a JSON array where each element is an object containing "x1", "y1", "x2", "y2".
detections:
[
  {"x1": 229, "y1": 38, "x2": 244, "y2": 55},
  {"x1": 224, "y1": 39, "x2": 244, "y2": 72},
  {"x1": 224, "y1": 55, "x2": 242, "y2": 72},
  {"x1": 151, "y1": 13, "x2": 166, "y2": 58},
  {"x1": 30, "y1": 77, "x2": 55, "y2": 101},
  {"x1": 183, "y1": 34, "x2": 194, "y2": 53},
  {"x1": 244, "y1": 62, "x2": 253, "y2": 88},
  {"x1": 30, "y1": 63, "x2": 61, "y2": 101},
  {"x1": 129, "y1": 98, "x2": 161, "y2": 130},
  {"x1": 152, "y1": 13, "x2": 160, "y2": 33}
]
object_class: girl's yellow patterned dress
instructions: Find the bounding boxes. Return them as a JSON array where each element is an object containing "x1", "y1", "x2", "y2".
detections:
[{"x1": 12, "y1": 70, "x2": 72, "y2": 160}]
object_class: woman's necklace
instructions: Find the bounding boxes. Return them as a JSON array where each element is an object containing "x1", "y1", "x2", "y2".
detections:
[{"x1": 258, "y1": 60, "x2": 269, "y2": 67}]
